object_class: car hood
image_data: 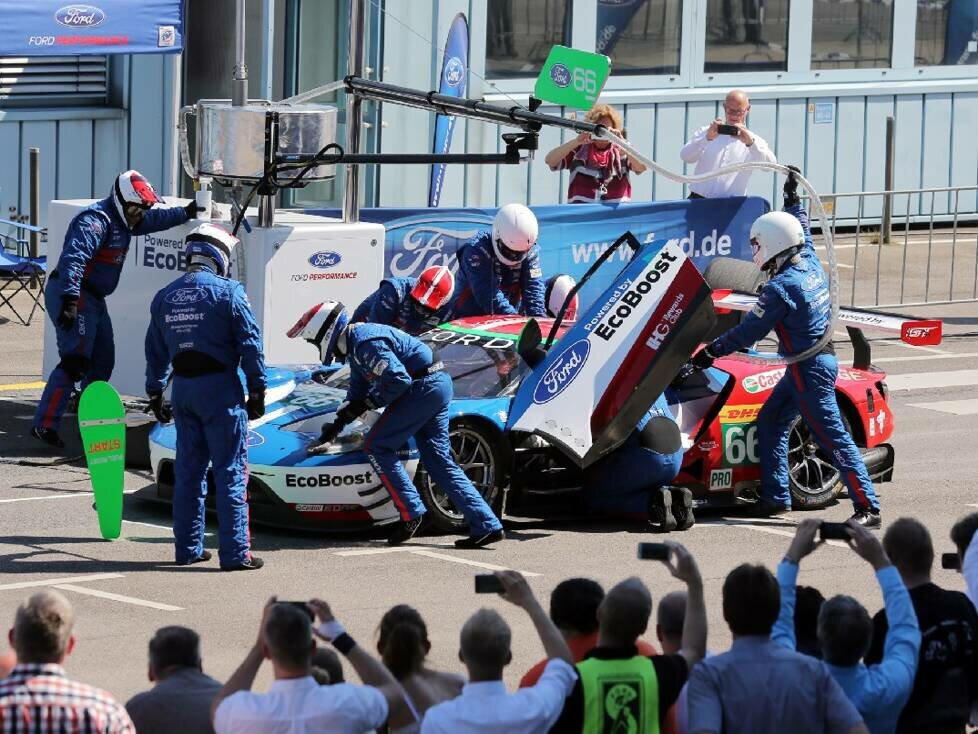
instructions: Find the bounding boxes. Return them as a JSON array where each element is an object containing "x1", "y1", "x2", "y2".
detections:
[{"x1": 506, "y1": 240, "x2": 716, "y2": 468}]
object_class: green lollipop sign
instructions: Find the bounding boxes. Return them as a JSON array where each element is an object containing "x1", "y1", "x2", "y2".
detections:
[
  {"x1": 534, "y1": 46, "x2": 611, "y2": 111},
  {"x1": 78, "y1": 381, "x2": 126, "y2": 540}
]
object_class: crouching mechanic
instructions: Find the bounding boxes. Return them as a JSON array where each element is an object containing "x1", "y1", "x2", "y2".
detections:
[
  {"x1": 288, "y1": 302, "x2": 504, "y2": 548},
  {"x1": 583, "y1": 392, "x2": 693, "y2": 532},
  {"x1": 693, "y1": 170, "x2": 881, "y2": 526},
  {"x1": 32, "y1": 170, "x2": 199, "y2": 448},
  {"x1": 144, "y1": 223, "x2": 266, "y2": 571},
  {"x1": 544, "y1": 274, "x2": 579, "y2": 321},
  {"x1": 451, "y1": 203, "x2": 546, "y2": 319},
  {"x1": 351, "y1": 266, "x2": 455, "y2": 335}
]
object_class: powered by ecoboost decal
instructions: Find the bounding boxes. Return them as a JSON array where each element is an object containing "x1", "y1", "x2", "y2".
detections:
[
  {"x1": 593, "y1": 249, "x2": 678, "y2": 341},
  {"x1": 141, "y1": 232, "x2": 187, "y2": 271},
  {"x1": 285, "y1": 470, "x2": 374, "y2": 488}
]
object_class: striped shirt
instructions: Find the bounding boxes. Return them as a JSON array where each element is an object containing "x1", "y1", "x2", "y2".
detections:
[{"x1": 0, "y1": 663, "x2": 134, "y2": 734}]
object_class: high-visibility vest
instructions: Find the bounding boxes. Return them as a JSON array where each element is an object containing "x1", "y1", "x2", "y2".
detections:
[{"x1": 577, "y1": 654, "x2": 661, "y2": 734}]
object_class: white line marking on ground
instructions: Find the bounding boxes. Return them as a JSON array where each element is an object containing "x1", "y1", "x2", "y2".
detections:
[
  {"x1": 0, "y1": 489, "x2": 139, "y2": 504},
  {"x1": 885, "y1": 369, "x2": 978, "y2": 391},
  {"x1": 907, "y1": 398, "x2": 978, "y2": 415},
  {"x1": 0, "y1": 574, "x2": 123, "y2": 591},
  {"x1": 872, "y1": 352, "x2": 978, "y2": 364},
  {"x1": 52, "y1": 583, "x2": 183, "y2": 611},
  {"x1": 408, "y1": 549, "x2": 542, "y2": 576},
  {"x1": 890, "y1": 339, "x2": 948, "y2": 355}
]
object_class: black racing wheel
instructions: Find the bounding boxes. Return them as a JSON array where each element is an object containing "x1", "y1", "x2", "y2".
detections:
[{"x1": 787, "y1": 412, "x2": 852, "y2": 510}]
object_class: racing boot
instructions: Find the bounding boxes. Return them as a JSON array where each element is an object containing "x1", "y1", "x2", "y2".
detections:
[
  {"x1": 455, "y1": 529, "x2": 505, "y2": 549},
  {"x1": 221, "y1": 555, "x2": 264, "y2": 571},
  {"x1": 30, "y1": 426, "x2": 65, "y2": 450},
  {"x1": 647, "y1": 487, "x2": 677, "y2": 533},
  {"x1": 850, "y1": 509, "x2": 882, "y2": 529},
  {"x1": 387, "y1": 516, "x2": 423, "y2": 546},
  {"x1": 669, "y1": 486, "x2": 696, "y2": 531},
  {"x1": 177, "y1": 550, "x2": 213, "y2": 566}
]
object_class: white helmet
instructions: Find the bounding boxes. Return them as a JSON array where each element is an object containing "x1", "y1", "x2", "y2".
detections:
[
  {"x1": 749, "y1": 211, "x2": 805, "y2": 271},
  {"x1": 111, "y1": 170, "x2": 161, "y2": 229},
  {"x1": 287, "y1": 301, "x2": 350, "y2": 366},
  {"x1": 184, "y1": 223, "x2": 238, "y2": 277},
  {"x1": 492, "y1": 203, "x2": 538, "y2": 266},
  {"x1": 545, "y1": 274, "x2": 579, "y2": 320}
]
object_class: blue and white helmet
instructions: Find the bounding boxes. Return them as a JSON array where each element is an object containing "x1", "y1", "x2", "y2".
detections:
[
  {"x1": 184, "y1": 222, "x2": 237, "y2": 277},
  {"x1": 287, "y1": 300, "x2": 350, "y2": 366}
]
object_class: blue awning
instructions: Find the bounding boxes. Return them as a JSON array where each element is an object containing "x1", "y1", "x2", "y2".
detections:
[{"x1": 0, "y1": 2, "x2": 184, "y2": 56}]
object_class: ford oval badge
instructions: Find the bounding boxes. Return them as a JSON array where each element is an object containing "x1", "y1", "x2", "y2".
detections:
[
  {"x1": 164, "y1": 287, "x2": 207, "y2": 306},
  {"x1": 532, "y1": 338, "x2": 590, "y2": 405},
  {"x1": 55, "y1": 4, "x2": 106, "y2": 27},
  {"x1": 309, "y1": 251, "x2": 342, "y2": 269}
]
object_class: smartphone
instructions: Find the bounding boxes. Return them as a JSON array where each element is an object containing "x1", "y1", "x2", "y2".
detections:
[
  {"x1": 281, "y1": 601, "x2": 314, "y2": 621},
  {"x1": 942, "y1": 552, "x2": 961, "y2": 570},
  {"x1": 717, "y1": 123, "x2": 740, "y2": 136},
  {"x1": 820, "y1": 522, "x2": 851, "y2": 541},
  {"x1": 637, "y1": 542, "x2": 671, "y2": 561},
  {"x1": 474, "y1": 574, "x2": 504, "y2": 594}
]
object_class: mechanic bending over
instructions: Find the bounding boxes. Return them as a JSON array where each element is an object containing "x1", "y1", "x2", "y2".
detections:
[
  {"x1": 693, "y1": 169, "x2": 881, "y2": 527},
  {"x1": 351, "y1": 265, "x2": 455, "y2": 336},
  {"x1": 145, "y1": 223, "x2": 266, "y2": 571},
  {"x1": 583, "y1": 391, "x2": 694, "y2": 533},
  {"x1": 544, "y1": 274, "x2": 579, "y2": 321},
  {"x1": 289, "y1": 303, "x2": 504, "y2": 548},
  {"x1": 451, "y1": 203, "x2": 546, "y2": 319},
  {"x1": 32, "y1": 170, "x2": 199, "y2": 449}
]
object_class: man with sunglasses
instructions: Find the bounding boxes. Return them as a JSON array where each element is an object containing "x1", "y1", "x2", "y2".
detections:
[
  {"x1": 351, "y1": 266, "x2": 455, "y2": 336},
  {"x1": 692, "y1": 169, "x2": 881, "y2": 527},
  {"x1": 451, "y1": 203, "x2": 546, "y2": 319},
  {"x1": 32, "y1": 170, "x2": 199, "y2": 449}
]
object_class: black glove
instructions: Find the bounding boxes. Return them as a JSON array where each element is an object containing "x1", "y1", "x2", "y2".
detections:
[
  {"x1": 148, "y1": 392, "x2": 173, "y2": 423},
  {"x1": 783, "y1": 165, "x2": 801, "y2": 207},
  {"x1": 691, "y1": 346, "x2": 716, "y2": 371},
  {"x1": 246, "y1": 391, "x2": 265, "y2": 421},
  {"x1": 183, "y1": 200, "x2": 202, "y2": 219},
  {"x1": 336, "y1": 399, "x2": 369, "y2": 425},
  {"x1": 56, "y1": 297, "x2": 78, "y2": 330},
  {"x1": 319, "y1": 421, "x2": 343, "y2": 445}
]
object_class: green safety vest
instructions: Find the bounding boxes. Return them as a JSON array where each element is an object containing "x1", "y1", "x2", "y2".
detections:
[{"x1": 577, "y1": 655, "x2": 661, "y2": 734}]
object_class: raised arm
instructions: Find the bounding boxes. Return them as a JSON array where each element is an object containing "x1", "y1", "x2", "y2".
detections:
[{"x1": 545, "y1": 133, "x2": 590, "y2": 170}]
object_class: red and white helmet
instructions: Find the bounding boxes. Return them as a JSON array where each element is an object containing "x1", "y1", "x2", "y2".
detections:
[
  {"x1": 287, "y1": 301, "x2": 350, "y2": 366},
  {"x1": 492, "y1": 203, "x2": 538, "y2": 266},
  {"x1": 409, "y1": 266, "x2": 455, "y2": 312},
  {"x1": 545, "y1": 274, "x2": 579, "y2": 321},
  {"x1": 112, "y1": 170, "x2": 161, "y2": 226}
]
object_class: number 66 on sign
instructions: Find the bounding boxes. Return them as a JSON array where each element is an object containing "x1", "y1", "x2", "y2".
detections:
[{"x1": 534, "y1": 46, "x2": 611, "y2": 111}]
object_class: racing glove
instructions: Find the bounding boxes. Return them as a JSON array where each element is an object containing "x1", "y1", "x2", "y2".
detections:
[
  {"x1": 147, "y1": 392, "x2": 173, "y2": 424},
  {"x1": 56, "y1": 297, "x2": 78, "y2": 330},
  {"x1": 783, "y1": 165, "x2": 802, "y2": 208},
  {"x1": 307, "y1": 421, "x2": 343, "y2": 456},
  {"x1": 183, "y1": 200, "x2": 202, "y2": 219},
  {"x1": 691, "y1": 345, "x2": 717, "y2": 371},
  {"x1": 336, "y1": 399, "x2": 370, "y2": 426},
  {"x1": 246, "y1": 390, "x2": 265, "y2": 421}
]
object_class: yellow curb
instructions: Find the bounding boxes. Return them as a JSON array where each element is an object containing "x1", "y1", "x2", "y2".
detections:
[{"x1": 0, "y1": 381, "x2": 46, "y2": 391}]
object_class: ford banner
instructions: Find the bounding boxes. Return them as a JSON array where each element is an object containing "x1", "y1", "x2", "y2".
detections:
[
  {"x1": 308, "y1": 196, "x2": 769, "y2": 312},
  {"x1": 429, "y1": 12, "x2": 469, "y2": 207},
  {"x1": 0, "y1": 1, "x2": 184, "y2": 55}
]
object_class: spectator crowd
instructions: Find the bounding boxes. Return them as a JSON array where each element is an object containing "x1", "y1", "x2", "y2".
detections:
[{"x1": 1, "y1": 512, "x2": 977, "y2": 734}]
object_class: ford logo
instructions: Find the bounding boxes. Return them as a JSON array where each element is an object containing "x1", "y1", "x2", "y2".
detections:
[
  {"x1": 309, "y1": 251, "x2": 341, "y2": 269},
  {"x1": 54, "y1": 4, "x2": 106, "y2": 27},
  {"x1": 164, "y1": 287, "x2": 206, "y2": 306},
  {"x1": 533, "y1": 338, "x2": 590, "y2": 405},
  {"x1": 550, "y1": 63, "x2": 571, "y2": 88},
  {"x1": 444, "y1": 57, "x2": 465, "y2": 88},
  {"x1": 246, "y1": 430, "x2": 264, "y2": 448}
]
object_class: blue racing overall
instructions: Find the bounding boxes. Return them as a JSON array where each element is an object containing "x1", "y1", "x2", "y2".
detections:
[
  {"x1": 451, "y1": 231, "x2": 546, "y2": 319},
  {"x1": 350, "y1": 276, "x2": 449, "y2": 335}
]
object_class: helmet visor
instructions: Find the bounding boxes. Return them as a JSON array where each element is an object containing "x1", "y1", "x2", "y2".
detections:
[{"x1": 495, "y1": 238, "x2": 528, "y2": 264}]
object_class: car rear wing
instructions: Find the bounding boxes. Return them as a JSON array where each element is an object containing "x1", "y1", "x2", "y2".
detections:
[{"x1": 712, "y1": 289, "x2": 943, "y2": 368}]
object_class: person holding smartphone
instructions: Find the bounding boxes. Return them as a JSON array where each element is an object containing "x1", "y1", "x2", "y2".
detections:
[{"x1": 680, "y1": 89, "x2": 776, "y2": 199}]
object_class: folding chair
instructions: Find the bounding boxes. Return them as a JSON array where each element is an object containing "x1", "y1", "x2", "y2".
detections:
[{"x1": 0, "y1": 250, "x2": 47, "y2": 325}]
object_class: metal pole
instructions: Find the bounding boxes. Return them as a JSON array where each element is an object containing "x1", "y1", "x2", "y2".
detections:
[
  {"x1": 29, "y1": 148, "x2": 40, "y2": 288},
  {"x1": 232, "y1": 0, "x2": 248, "y2": 107},
  {"x1": 343, "y1": 0, "x2": 365, "y2": 223},
  {"x1": 881, "y1": 115, "x2": 895, "y2": 244}
]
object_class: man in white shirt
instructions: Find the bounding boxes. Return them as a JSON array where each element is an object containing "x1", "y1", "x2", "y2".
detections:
[
  {"x1": 421, "y1": 571, "x2": 575, "y2": 734},
  {"x1": 210, "y1": 597, "x2": 408, "y2": 734},
  {"x1": 680, "y1": 89, "x2": 776, "y2": 198}
]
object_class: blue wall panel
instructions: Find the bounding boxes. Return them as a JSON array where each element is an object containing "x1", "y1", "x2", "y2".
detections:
[
  {"x1": 950, "y1": 93, "x2": 978, "y2": 213},
  {"x1": 834, "y1": 97, "x2": 866, "y2": 219},
  {"x1": 744, "y1": 98, "x2": 778, "y2": 204},
  {"x1": 57, "y1": 121, "x2": 94, "y2": 200},
  {"x1": 0, "y1": 124, "x2": 20, "y2": 218},
  {"x1": 19, "y1": 122, "x2": 57, "y2": 219},
  {"x1": 128, "y1": 55, "x2": 166, "y2": 188},
  {"x1": 652, "y1": 103, "x2": 686, "y2": 201},
  {"x1": 625, "y1": 104, "x2": 655, "y2": 202}
]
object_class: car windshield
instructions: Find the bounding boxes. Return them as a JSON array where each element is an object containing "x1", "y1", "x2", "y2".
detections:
[{"x1": 315, "y1": 330, "x2": 530, "y2": 400}]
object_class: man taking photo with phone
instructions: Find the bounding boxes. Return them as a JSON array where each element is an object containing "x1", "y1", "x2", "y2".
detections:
[{"x1": 680, "y1": 89, "x2": 776, "y2": 199}]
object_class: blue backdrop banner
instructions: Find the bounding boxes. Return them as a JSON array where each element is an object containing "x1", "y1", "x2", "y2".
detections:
[
  {"x1": 596, "y1": 0, "x2": 647, "y2": 56},
  {"x1": 308, "y1": 197, "x2": 770, "y2": 309},
  {"x1": 429, "y1": 12, "x2": 469, "y2": 207},
  {"x1": 0, "y1": 1, "x2": 184, "y2": 55}
]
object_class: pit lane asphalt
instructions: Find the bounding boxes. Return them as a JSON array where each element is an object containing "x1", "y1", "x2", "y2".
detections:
[{"x1": 1, "y1": 295, "x2": 976, "y2": 700}]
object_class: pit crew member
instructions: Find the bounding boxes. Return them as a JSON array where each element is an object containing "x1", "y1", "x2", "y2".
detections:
[
  {"x1": 451, "y1": 203, "x2": 546, "y2": 319},
  {"x1": 32, "y1": 170, "x2": 199, "y2": 448},
  {"x1": 544, "y1": 274, "x2": 579, "y2": 321},
  {"x1": 583, "y1": 392, "x2": 692, "y2": 532},
  {"x1": 288, "y1": 302, "x2": 504, "y2": 548},
  {"x1": 693, "y1": 169, "x2": 881, "y2": 527},
  {"x1": 144, "y1": 223, "x2": 266, "y2": 571},
  {"x1": 350, "y1": 266, "x2": 454, "y2": 335}
]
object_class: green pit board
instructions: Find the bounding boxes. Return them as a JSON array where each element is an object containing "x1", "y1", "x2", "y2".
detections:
[
  {"x1": 533, "y1": 45, "x2": 611, "y2": 111},
  {"x1": 78, "y1": 381, "x2": 125, "y2": 540}
]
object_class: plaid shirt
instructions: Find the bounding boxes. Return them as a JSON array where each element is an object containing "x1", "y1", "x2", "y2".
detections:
[{"x1": 0, "y1": 663, "x2": 134, "y2": 734}]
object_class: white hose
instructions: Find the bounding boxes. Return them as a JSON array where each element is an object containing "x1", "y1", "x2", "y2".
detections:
[{"x1": 593, "y1": 128, "x2": 838, "y2": 367}]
